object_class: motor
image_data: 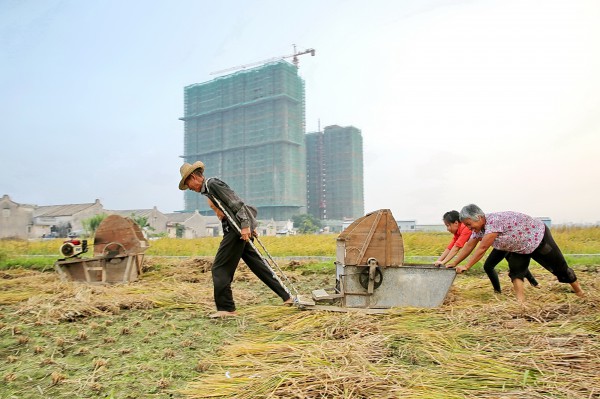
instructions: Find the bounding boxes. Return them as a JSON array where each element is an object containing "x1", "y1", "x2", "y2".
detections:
[{"x1": 59, "y1": 239, "x2": 88, "y2": 258}]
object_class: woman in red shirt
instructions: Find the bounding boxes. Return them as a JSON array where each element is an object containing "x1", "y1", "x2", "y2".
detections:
[{"x1": 434, "y1": 211, "x2": 473, "y2": 266}]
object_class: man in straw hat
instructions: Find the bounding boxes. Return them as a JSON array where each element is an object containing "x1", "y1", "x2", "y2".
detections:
[{"x1": 179, "y1": 161, "x2": 293, "y2": 318}]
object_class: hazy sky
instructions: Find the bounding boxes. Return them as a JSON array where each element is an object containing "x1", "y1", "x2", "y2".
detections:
[{"x1": 1, "y1": 0, "x2": 599, "y2": 224}]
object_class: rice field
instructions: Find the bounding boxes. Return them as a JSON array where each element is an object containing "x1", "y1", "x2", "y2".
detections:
[{"x1": 1, "y1": 230, "x2": 599, "y2": 398}]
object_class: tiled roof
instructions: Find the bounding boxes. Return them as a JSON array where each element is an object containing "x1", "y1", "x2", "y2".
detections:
[
  {"x1": 165, "y1": 212, "x2": 194, "y2": 223},
  {"x1": 108, "y1": 209, "x2": 155, "y2": 218},
  {"x1": 33, "y1": 203, "x2": 97, "y2": 217}
]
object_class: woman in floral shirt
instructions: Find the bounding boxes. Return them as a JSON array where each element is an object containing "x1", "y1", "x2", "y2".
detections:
[
  {"x1": 439, "y1": 210, "x2": 539, "y2": 293},
  {"x1": 449, "y1": 204, "x2": 583, "y2": 302}
]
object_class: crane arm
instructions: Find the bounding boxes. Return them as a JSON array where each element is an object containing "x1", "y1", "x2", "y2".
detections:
[{"x1": 210, "y1": 47, "x2": 315, "y2": 76}]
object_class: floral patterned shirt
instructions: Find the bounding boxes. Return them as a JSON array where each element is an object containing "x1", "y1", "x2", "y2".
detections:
[{"x1": 470, "y1": 211, "x2": 545, "y2": 254}]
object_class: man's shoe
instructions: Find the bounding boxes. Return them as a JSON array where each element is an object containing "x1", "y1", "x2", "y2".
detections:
[{"x1": 209, "y1": 311, "x2": 238, "y2": 319}]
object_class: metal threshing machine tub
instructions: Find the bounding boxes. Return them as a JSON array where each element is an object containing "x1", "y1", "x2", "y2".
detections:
[{"x1": 298, "y1": 209, "x2": 455, "y2": 312}]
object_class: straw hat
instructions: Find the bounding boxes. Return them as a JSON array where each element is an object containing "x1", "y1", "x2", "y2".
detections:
[{"x1": 178, "y1": 161, "x2": 205, "y2": 190}]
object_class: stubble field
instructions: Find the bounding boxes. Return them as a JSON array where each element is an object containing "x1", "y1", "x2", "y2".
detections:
[{"x1": 1, "y1": 229, "x2": 599, "y2": 398}]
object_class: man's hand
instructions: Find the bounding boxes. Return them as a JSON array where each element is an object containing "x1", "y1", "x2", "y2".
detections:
[
  {"x1": 433, "y1": 260, "x2": 444, "y2": 267},
  {"x1": 240, "y1": 227, "x2": 251, "y2": 241},
  {"x1": 455, "y1": 265, "x2": 468, "y2": 274},
  {"x1": 445, "y1": 263, "x2": 456, "y2": 269}
]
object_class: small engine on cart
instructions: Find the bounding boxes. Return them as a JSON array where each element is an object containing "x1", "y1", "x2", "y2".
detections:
[{"x1": 59, "y1": 239, "x2": 89, "y2": 258}]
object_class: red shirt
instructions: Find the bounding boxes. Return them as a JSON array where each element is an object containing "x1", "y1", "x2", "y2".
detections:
[{"x1": 447, "y1": 223, "x2": 472, "y2": 250}]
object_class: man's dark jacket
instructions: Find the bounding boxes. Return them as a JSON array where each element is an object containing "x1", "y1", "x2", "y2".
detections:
[{"x1": 201, "y1": 177, "x2": 258, "y2": 231}]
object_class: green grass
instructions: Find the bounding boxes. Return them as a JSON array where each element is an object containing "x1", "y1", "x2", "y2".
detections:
[
  {"x1": 0, "y1": 256, "x2": 56, "y2": 271},
  {"x1": 294, "y1": 261, "x2": 334, "y2": 275},
  {"x1": 0, "y1": 306, "x2": 236, "y2": 398}
]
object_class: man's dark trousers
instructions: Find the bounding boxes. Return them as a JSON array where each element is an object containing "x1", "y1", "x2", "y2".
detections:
[{"x1": 212, "y1": 221, "x2": 290, "y2": 311}]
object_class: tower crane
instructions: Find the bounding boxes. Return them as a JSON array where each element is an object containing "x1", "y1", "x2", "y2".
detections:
[{"x1": 210, "y1": 44, "x2": 315, "y2": 76}]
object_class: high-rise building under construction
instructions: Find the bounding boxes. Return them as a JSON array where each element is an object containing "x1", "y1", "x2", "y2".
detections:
[
  {"x1": 306, "y1": 125, "x2": 364, "y2": 221},
  {"x1": 180, "y1": 61, "x2": 307, "y2": 220}
]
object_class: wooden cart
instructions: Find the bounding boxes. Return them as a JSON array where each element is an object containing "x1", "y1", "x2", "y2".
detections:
[{"x1": 54, "y1": 215, "x2": 149, "y2": 284}]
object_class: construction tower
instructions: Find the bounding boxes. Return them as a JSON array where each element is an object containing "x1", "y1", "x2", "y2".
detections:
[
  {"x1": 306, "y1": 125, "x2": 364, "y2": 221},
  {"x1": 180, "y1": 61, "x2": 307, "y2": 220}
]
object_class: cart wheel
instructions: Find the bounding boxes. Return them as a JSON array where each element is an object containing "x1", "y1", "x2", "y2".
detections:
[{"x1": 102, "y1": 242, "x2": 126, "y2": 259}]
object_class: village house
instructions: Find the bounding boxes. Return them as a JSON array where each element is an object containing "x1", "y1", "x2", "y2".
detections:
[
  {"x1": 0, "y1": 195, "x2": 36, "y2": 239},
  {"x1": 1, "y1": 194, "x2": 304, "y2": 240},
  {"x1": 32, "y1": 199, "x2": 105, "y2": 238},
  {"x1": 165, "y1": 211, "x2": 221, "y2": 238},
  {"x1": 257, "y1": 219, "x2": 294, "y2": 236},
  {"x1": 107, "y1": 207, "x2": 168, "y2": 235},
  {"x1": 1, "y1": 195, "x2": 171, "y2": 240}
]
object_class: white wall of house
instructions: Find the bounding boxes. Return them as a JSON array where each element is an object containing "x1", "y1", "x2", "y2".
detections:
[
  {"x1": 145, "y1": 208, "x2": 168, "y2": 234},
  {"x1": 0, "y1": 195, "x2": 34, "y2": 239},
  {"x1": 166, "y1": 211, "x2": 221, "y2": 238}
]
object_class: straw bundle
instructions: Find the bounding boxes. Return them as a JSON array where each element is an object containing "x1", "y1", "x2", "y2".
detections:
[
  {"x1": 5, "y1": 258, "x2": 222, "y2": 323},
  {"x1": 181, "y1": 313, "x2": 406, "y2": 399}
]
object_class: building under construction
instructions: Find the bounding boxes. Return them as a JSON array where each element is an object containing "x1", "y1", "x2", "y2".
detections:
[
  {"x1": 306, "y1": 125, "x2": 364, "y2": 221},
  {"x1": 180, "y1": 61, "x2": 307, "y2": 220}
]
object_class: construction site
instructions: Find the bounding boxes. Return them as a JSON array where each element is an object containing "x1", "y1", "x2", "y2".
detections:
[
  {"x1": 306, "y1": 125, "x2": 364, "y2": 221},
  {"x1": 180, "y1": 60, "x2": 308, "y2": 221},
  {"x1": 180, "y1": 48, "x2": 365, "y2": 224}
]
